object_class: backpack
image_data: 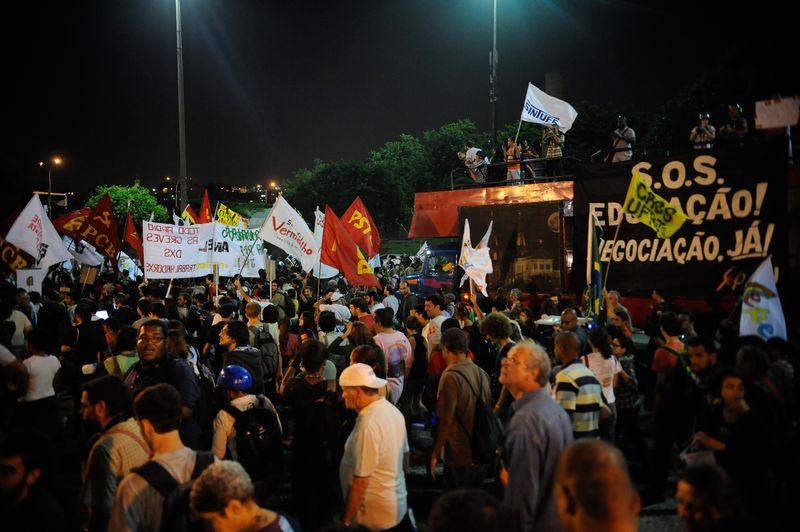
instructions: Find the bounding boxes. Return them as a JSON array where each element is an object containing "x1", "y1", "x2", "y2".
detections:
[
  {"x1": 133, "y1": 451, "x2": 215, "y2": 532},
  {"x1": 450, "y1": 369, "x2": 502, "y2": 465},
  {"x1": 223, "y1": 399, "x2": 283, "y2": 480},
  {"x1": 277, "y1": 291, "x2": 296, "y2": 319},
  {"x1": 249, "y1": 325, "x2": 279, "y2": 380},
  {"x1": 194, "y1": 364, "x2": 219, "y2": 450},
  {"x1": 305, "y1": 391, "x2": 353, "y2": 469}
]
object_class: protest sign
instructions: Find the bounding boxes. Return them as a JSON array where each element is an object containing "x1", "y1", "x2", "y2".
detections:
[
  {"x1": 212, "y1": 223, "x2": 263, "y2": 277},
  {"x1": 142, "y1": 221, "x2": 214, "y2": 279},
  {"x1": 622, "y1": 173, "x2": 689, "y2": 238},
  {"x1": 215, "y1": 202, "x2": 248, "y2": 228},
  {"x1": 572, "y1": 142, "x2": 787, "y2": 297}
]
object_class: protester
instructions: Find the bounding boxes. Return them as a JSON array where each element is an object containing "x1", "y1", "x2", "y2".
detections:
[
  {"x1": 553, "y1": 331, "x2": 603, "y2": 440},
  {"x1": 219, "y1": 320, "x2": 265, "y2": 396},
  {"x1": 373, "y1": 307, "x2": 412, "y2": 404},
  {"x1": 500, "y1": 341, "x2": 572, "y2": 531},
  {"x1": 583, "y1": 326, "x2": 621, "y2": 441},
  {"x1": 427, "y1": 489, "x2": 507, "y2": 532},
  {"x1": 676, "y1": 465, "x2": 750, "y2": 531},
  {"x1": 609, "y1": 116, "x2": 636, "y2": 162},
  {"x1": 555, "y1": 440, "x2": 640, "y2": 532},
  {"x1": 80, "y1": 375, "x2": 150, "y2": 532},
  {"x1": 339, "y1": 363, "x2": 410, "y2": 530}
]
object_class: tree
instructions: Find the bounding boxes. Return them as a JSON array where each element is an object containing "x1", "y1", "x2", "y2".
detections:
[
  {"x1": 85, "y1": 182, "x2": 168, "y2": 231},
  {"x1": 421, "y1": 119, "x2": 485, "y2": 190}
]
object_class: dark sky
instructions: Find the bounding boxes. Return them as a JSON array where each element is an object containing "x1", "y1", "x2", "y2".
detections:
[{"x1": 5, "y1": 0, "x2": 796, "y2": 200}]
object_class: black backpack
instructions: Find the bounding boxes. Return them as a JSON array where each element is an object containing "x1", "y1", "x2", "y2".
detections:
[
  {"x1": 279, "y1": 292, "x2": 296, "y2": 319},
  {"x1": 193, "y1": 363, "x2": 219, "y2": 450},
  {"x1": 249, "y1": 325, "x2": 279, "y2": 380},
  {"x1": 133, "y1": 451, "x2": 215, "y2": 532},
  {"x1": 223, "y1": 399, "x2": 283, "y2": 480},
  {"x1": 450, "y1": 369, "x2": 502, "y2": 465}
]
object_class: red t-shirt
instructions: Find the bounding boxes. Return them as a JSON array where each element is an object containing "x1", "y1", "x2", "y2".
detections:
[
  {"x1": 652, "y1": 338, "x2": 683, "y2": 373},
  {"x1": 357, "y1": 314, "x2": 376, "y2": 335},
  {"x1": 428, "y1": 349, "x2": 476, "y2": 378}
]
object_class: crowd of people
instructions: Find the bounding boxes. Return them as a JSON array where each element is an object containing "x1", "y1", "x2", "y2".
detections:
[{"x1": 0, "y1": 262, "x2": 797, "y2": 531}]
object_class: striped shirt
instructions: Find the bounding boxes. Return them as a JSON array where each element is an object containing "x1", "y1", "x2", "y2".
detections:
[{"x1": 554, "y1": 359, "x2": 603, "y2": 439}]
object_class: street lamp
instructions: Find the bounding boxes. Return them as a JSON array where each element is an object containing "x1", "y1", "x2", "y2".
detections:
[{"x1": 39, "y1": 156, "x2": 63, "y2": 213}]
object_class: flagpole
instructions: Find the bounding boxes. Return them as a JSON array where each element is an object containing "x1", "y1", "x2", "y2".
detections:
[
  {"x1": 602, "y1": 219, "x2": 623, "y2": 288},
  {"x1": 513, "y1": 119, "x2": 523, "y2": 145}
]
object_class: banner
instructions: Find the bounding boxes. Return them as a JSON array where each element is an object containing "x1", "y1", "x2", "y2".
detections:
[
  {"x1": 520, "y1": 83, "x2": 578, "y2": 132},
  {"x1": 213, "y1": 223, "x2": 263, "y2": 277},
  {"x1": 572, "y1": 143, "x2": 788, "y2": 296},
  {"x1": 215, "y1": 202, "x2": 248, "y2": 228},
  {"x1": 739, "y1": 256, "x2": 786, "y2": 340},
  {"x1": 53, "y1": 208, "x2": 89, "y2": 239},
  {"x1": 118, "y1": 251, "x2": 143, "y2": 280},
  {"x1": 321, "y1": 206, "x2": 380, "y2": 288},
  {"x1": 458, "y1": 219, "x2": 493, "y2": 296},
  {"x1": 341, "y1": 196, "x2": 381, "y2": 257},
  {"x1": 5, "y1": 194, "x2": 73, "y2": 270},
  {"x1": 77, "y1": 194, "x2": 121, "y2": 268},
  {"x1": 311, "y1": 207, "x2": 339, "y2": 279},
  {"x1": 754, "y1": 96, "x2": 799, "y2": 129},
  {"x1": 258, "y1": 195, "x2": 318, "y2": 272},
  {"x1": 142, "y1": 221, "x2": 215, "y2": 279},
  {"x1": 622, "y1": 173, "x2": 689, "y2": 239},
  {"x1": 0, "y1": 236, "x2": 33, "y2": 271}
]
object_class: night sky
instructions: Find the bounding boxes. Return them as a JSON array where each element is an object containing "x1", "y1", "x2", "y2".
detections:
[{"x1": 5, "y1": 0, "x2": 796, "y2": 204}]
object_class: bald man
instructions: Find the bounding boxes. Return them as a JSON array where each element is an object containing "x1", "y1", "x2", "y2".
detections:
[
  {"x1": 555, "y1": 308, "x2": 588, "y2": 355},
  {"x1": 555, "y1": 440, "x2": 640, "y2": 532}
]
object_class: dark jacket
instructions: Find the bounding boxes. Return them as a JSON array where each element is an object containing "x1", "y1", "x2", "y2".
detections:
[{"x1": 223, "y1": 346, "x2": 265, "y2": 395}]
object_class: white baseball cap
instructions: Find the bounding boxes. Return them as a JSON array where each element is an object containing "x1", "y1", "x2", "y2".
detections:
[
  {"x1": 339, "y1": 363, "x2": 387, "y2": 389},
  {"x1": 329, "y1": 291, "x2": 344, "y2": 302}
]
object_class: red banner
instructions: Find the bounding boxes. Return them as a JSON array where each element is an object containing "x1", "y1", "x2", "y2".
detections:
[
  {"x1": 341, "y1": 196, "x2": 381, "y2": 257},
  {"x1": 321, "y1": 206, "x2": 380, "y2": 288},
  {"x1": 123, "y1": 212, "x2": 143, "y2": 259},
  {"x1": 0, "y1": 236, "x2": 33, "y2": 271},
  {"x1": 408, "y1": 182, "x2": 573, "y2": 238},
  {"x1": 198, "y1": 189, "x2": 212, "y2": 223},
  {"x1": 53, "y1": 208, "x2": 90, "y2": 239},
  {"x1": 76, "y1": 194, "x2": 121, "y2": 268}
]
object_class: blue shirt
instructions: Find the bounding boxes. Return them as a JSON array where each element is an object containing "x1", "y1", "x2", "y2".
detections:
[{"x1": 503, "y1": 388, "x2": 573, "y2": 532}]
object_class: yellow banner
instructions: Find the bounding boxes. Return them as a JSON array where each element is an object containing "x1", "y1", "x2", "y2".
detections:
[
  {"x1": 622, "y1": 173, "x2": 688, "y2": 238},
  {"x1": 215, "y1": 202, "x2": 248, "y2": 228}
]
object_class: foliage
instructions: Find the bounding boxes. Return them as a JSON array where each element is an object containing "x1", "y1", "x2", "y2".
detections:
[{"x1": 85, "y1": 182, "x2": 168, "y2": 228}]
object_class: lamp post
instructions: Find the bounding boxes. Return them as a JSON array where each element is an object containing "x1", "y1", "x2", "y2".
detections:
[
  {"x1": 175, "y1": 0, "x2": 188, "y2": 212},
  {"x1": 489, "y1": 0, "x2": 498, "y2": 150},
  {"x1": 39, "y1": 157, "x2": 63, "y2": 214}
]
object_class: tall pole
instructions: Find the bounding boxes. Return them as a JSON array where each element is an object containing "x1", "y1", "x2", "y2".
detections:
[
  {"x1": 489, "y1": 0, "x2": 498, "y2": 150},
  {"x1": 47, "y1": 165, "x2": 53, "y2": 214},
  {"x1": 175, "y1": 0, "x2": 188, "y2": 212}
]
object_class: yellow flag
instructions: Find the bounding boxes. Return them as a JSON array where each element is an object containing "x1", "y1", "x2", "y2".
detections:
[
  {"x1": 622, "y1": 173, "x2": 688, "y2": 238},
  {"x1": 215, "y1": 202, "x2": 248, "y2": 228}
]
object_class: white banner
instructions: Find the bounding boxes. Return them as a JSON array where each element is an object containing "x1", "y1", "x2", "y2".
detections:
[
  {"x1": 740, "y1": 256, "x2": 786, "y2": 341},
  {"x1": 5, "y1": 194, "x2": 73, "y2": 270},
  {"x1": 142, "y1": 221, "x2": 215, "y2": 279},
  {"x1": 754, "y1": 96, "x2": 799, "y2": 129},
  {"x1": 213, "y1": 223, "x2": 264, "y2": 278},
  {"x1": 258, "y1": 195, "x2": 318, "y2": 273},
  {"x1": 311, "y1": 207, "x2": 339, "y2": 278},
  {"x1": 458, "y1": 219, "x2": 493, "y2": 296},
  {"x1": 63, "y1": 235, "x2": 104, "y2": 266},
  {"x1": 520, "y1": 83, "x2": 578, "y2": 132},
  {"x1": 118, "y1": 251, "x2": 143, "y2": 280}
]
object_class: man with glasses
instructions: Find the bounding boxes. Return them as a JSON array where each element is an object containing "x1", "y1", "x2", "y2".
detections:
[
  {"x1": 555, "y1": 308, "x2": 588, "y2": 355},
  {"x1": 123, "y1": 319, "x2": 201, "y2": 449},
  {"x1": 499, "y1": 341, "x2": 573, "y2": 532}
]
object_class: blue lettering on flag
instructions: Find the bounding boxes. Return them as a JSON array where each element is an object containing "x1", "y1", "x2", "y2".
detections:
[{"x1": 524, "y1": 99, "x2": 561, "y2": 125}]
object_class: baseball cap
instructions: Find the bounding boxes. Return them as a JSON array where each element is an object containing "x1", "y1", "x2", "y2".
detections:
[
  {"x1": 330, "y1": 291, "x2": 344, "y2": 302},
  {"x1": 339, "y1": 363, "x2": 387, "y2": 389}
]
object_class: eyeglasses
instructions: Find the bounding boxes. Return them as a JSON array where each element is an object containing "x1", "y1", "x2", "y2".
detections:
[{"x1": 137, "y1": 335, "x2": 165, "y2": 344}]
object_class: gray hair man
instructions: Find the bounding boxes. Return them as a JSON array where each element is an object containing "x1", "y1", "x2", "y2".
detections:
[{"x1": 499, "y1": 341, "x2": 573, "y2": 532}]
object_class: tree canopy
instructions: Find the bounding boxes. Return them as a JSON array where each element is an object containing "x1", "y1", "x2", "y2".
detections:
[{"x1": 85, "y1": 182, "x2": 168, "y2": 229}]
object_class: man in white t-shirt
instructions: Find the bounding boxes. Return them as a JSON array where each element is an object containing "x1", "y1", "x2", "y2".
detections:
[
  {"x1": 422, "y1": 294, "x2": 448, "y2": 355},
  {"x1": 339, "y1": 364, "x2": 409, "y2": 530},
  {"x1": 316, "y1": 290, "x2": 351, "y2": 329},
  {"x1": 365, "y1": 289, "x2": 385, "y2": 314},
  {"x1": 3, "y1": 304, "x2": 32, "y2": 354},
  {"x1": 373, "y1": 308, "x2": 412, "y2": 404},
  {"x1": 20, "y1": 327, "x2": 60, "y2": 403}
]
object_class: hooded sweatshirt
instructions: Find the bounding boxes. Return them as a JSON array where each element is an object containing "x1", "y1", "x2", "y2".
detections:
[{"x1": 223, "y1": 345, "x2": 265, "y2": 395}]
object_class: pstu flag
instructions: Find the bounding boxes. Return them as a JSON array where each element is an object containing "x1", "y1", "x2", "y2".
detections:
[
  {"x1": 520, "y1": 83, "x2": 578, "y2": 132},
  {"x1": 5, "y1": 194, "x2": 73, "y2": 270},
  {"x1": 740, "y1": 256, "x2": 786, "y2": 341},
  {"x1": 458, "y1": 219, "x2": 493, "y2": 296},
  {"x1": 258, "y1": 195, "x2": 318, "y2": 273},
  {"x1": 320, "y1": 206, "x2": 380, "y2": 288},
  {"x1": 586, "y1": 213, "x2": 603, "y2": 316},
  {"x1": 622, "y1": 173, "x2": 689, "y2": 239},
  {"x1": 341, "y1": 196, "x2": 381, "y2": 258}
]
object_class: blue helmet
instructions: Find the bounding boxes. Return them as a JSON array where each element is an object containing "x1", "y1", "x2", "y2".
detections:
[{"x1": 217, "y1": 365, "x2": 252, "y2": 391}]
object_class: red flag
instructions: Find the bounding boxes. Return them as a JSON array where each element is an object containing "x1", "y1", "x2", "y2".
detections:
[
  {"x1": 123, "y1": 212, "x2": 143, "y2": 259},
  {"x1": 0, "y1": 236, "x2": 34, "y2": 271},
  {"x1": 53, "y1": 208, "x2": 90, "y2": 238},
  {"x1": 198, "y1": 189, "x2": 212, "y2": 223},
  {"x1": 321, "y1": 206, "x2": 380, "y2": 288},
  {"x1": 76, "y1": 194, "x2": 121, "y2": 268},
  {"x1": 341, "y1": 196, "x2": 381, "y2": 257}
]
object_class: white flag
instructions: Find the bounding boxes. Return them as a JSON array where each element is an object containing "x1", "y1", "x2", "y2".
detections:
[
  {"x1": 739, "y1": 256, "x2": 787, "y2": 341},
  {"x1": 416, "y1": 241, "x2": 429, "y2": 258},
  {"x1": 5, "y1": 194, "x2": 73, "y2": 270},
  {"x1": 172, "y1": 210, "x2": 181, "y2": 226},
  {"x1": 118, "y1": 251, "x2": 143, "y2": 280},
  {"x1": 257, "y1": 195, "x2": 318, "y2": 273},
  {"x1": 458, "y1": 219, "x2": 493, "y2": 296},
  {"x1": 63, "y1": 235, "x2": 104, "y2": 266},
  {"x1": 520, "y1": 83, "x2": 578, "y2": 132},
  {"x1": 311, "y1": 206, "x2": 339, "y2": 279}
]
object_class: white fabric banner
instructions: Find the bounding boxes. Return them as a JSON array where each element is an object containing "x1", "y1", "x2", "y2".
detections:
[
  {"x1": 310, "y1": 207, "x2": 339, "y2": 278},
  {"x1": 257, "y1": 196, "x2": 318, "y2": 273},
  {"x1": 754, "y1": 96, "x2": 799, "y2": 129},
  {"x1": 118, "y1": 251, "x2": 143, "y2": 280},
  {"x1": 213, "y1": 223, "x2": 263, "y2": 278},
  {"x1": 520, "y1": 83, "x2": 578, "y2": 132},
  {"x1": 458, "y1": 219, "x2": 493, "y2": 296},
  {"x1": 63, "y1": 235, "x2": 104, "y2": 266},
  {"x1": 5, "y1": 194, "x2": 73, "y2": 270},
  {"x1": 142, "y1": 221, "x2": 215, "y2": 279},
  {"x1": 416, "y1": 241, "x2": 429, "y2": 258},
  {"x1": 739, "y1": 256, "x2": 787, "y2": 341}
]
